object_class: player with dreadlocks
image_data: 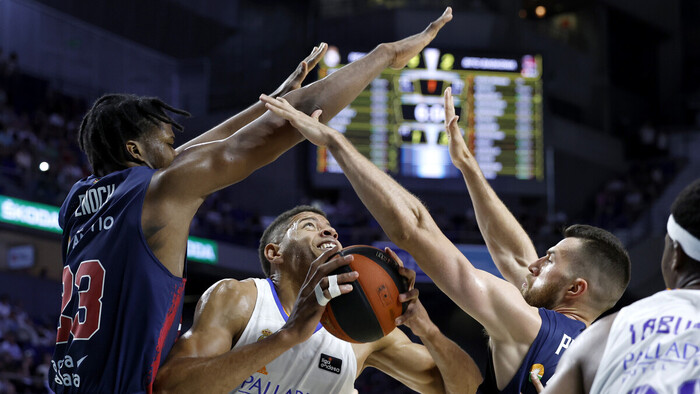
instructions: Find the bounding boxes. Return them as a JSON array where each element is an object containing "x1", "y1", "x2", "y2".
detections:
[{"x1": 49, "y1": 8, "x2": 452, "y2": 393}]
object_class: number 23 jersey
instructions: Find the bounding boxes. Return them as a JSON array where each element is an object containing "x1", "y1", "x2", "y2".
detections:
[{"x1": 50, "y1": 166, "x2": 186, "y2": 393}]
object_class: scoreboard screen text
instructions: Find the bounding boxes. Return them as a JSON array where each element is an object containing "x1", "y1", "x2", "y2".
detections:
[{"x1": 314, "y1": 47, "x2": 544, "y2": 189}]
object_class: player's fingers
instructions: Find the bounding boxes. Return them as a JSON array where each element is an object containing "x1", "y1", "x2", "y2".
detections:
[
  {"x1": 263, "y1": 101, "x2": 290, "y2": 119},
  {"x1": 318, "y1": 271, "x2": 358, "y2": 299},
  {"x1": 261, "y1": 96, "x2": 302, "y2": 121},
  {"x1": 306, "y1": 43, "x2": 327, "y2": 68},
  {"x1": 302, "y1": 46, "x2": 318, "y2": 64},
  {"x1": 315, "y1": 273, "x2": 355, "y2": 305},
  {"x1": 398, "y1": 288, "x2": 419, "y2": 303},
  {"x1": 336, "y1": 270, "x2": 359, "y2": 284},
  {"x1": 317, "y1": 253, "x2": 353, "y2": 276},
  {"x1": 309, "y1": 245, "x2": 341, "y2": 270},
  {"x1": 311, "y1": 109, "x2": 323, "y2": 120},
  {"x1": 397, "y1": 266, "x2": 416, "y2": 289},
  {"x1": 445, "y1": 116, "x2": 461, "y2": 139},
  {"x1": 261, "y1": 94, "x2": 289, "y2": 110},
  {"x1": 395, "y1": 305, "x2": 416, "y2": 326},
  {"x1": 530, "y1": 370, "x2": 544, "y2": 393},
  {"x1": 385, "y1": 247, "x2": 404, "y2": 268},
  {"x1": 443, "y1": 87, "x2": 454, "y2": 118},
  {"x1": 447, "y1": 115, "x2": 460, "y2": 133},
  {"x1": 260, "y1": 93, "x2": 286, "y2": 109}
]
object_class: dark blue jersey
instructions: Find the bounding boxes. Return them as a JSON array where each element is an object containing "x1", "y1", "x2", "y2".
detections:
[
  {"x1": 479, "y1": 308, "x2": 586, "y2": 393},
  {"x1": 50, "y1": 167, "x2": 186, "y2": 393}
]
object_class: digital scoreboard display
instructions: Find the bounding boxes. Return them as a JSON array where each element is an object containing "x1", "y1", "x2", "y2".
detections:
[{"x1": 313, "y1": 47, "x2": 544, "y2": 192}]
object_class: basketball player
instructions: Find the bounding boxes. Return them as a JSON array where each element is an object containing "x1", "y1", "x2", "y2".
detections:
[
  {"x1": 540, "y1": 179, "x2": 700, "y2": 393},
  {"x1": 155, "y1": 205, "x2": 482, "y2": 393},
  {"x1": 49, "y1": 8, "x2": 453, "y2": 393},
  {"x1": 258, "y1": 88, "x2": 632, "y2": 393}
]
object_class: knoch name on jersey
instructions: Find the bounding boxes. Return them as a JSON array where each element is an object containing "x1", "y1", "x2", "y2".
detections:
[{"x1": 74, "y1": 184, "x2": 115, "y2": 217}]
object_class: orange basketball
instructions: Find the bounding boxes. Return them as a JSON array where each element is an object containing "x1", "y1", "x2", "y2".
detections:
[{"x1": 320, "y1": 245, "x2": 408, "y2": 343}]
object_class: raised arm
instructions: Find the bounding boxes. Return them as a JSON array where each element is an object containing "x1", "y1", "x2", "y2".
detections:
[
  {"x1": 258, "y1": 95, "x2": 541, "y2": 343},
  {"x1": 175, "y1": 44, "x2": 327, "y2": 153},
  {"x1": 155, "y1": 248, "x2": 358, "y2": 393},
  {"x1": 149, "y1": 8, "x2": 453, "y2": 211},
  {"x1": 144, "y1": 9, "x2": 453, "y2": 275},
  {"x1": 444, "y1": 87, "x2": 538, "y2": 286}
]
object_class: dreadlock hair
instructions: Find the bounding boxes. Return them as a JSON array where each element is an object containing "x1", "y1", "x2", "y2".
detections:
[
  {"x1": 671, "y1": 178, "x2": 700, "y2": 243},
  {"x1": 78, "y1": 94, "x2": 190, "y2": 176},
  {"x1": 258, "y1": 205, "x2": 327, "y2": 278},
  {"x1": 563, "y1": 224, "x2": 631, "y2": 311}
]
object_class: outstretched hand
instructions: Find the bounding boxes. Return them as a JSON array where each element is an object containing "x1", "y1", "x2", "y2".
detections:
[
  {"x1": 259, "y1": 94, "x2": 336, "y2": 147},
  {"x1": 444, "y1": 87, "x2": 472, "y2": 169},
  {"x1": 271, "y1": 43, "x2": 328, "y2": 98},
  {"x1": 387, "y1": 248, "x2": 437, "y2": 338}
]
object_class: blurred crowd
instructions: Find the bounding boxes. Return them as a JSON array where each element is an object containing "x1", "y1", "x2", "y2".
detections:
[{"x1": 0, "y1": 295, "x2": 55, "y2": 393}]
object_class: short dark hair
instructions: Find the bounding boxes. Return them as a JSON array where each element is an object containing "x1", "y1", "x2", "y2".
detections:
[
  {"x1": 671, "y1": 178, "x2": 700, "y2": 242},
  {"x1": 258, "y1": 205, "x2": 327, "y2": 277},
  {"x1": 78, "y1": 94, "x2": 190, "y2": 176},
  {"x1": 564, "y1": 224, "x2": 631, "y2": 310}
]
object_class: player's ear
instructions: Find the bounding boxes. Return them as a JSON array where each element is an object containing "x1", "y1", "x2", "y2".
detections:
[
  {"x1": 567, "y1": 278, "x2": 587, "y2": 298},
  {"x1": 671, "y1": 240, "x2": 687, "y2": 272},
  {"x1": 125, "y1": 140, "x2": 145, "y2": 163},
  {"x1": 265, "y1": 243, "x2": 283, "y2": 265}
]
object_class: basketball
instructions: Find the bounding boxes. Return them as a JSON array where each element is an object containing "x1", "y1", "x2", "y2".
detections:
[{"x1": 320, "y1": 245, "x2": 409, "y2": 343}]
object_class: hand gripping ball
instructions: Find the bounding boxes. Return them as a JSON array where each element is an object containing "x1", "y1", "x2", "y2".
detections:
[{"x1": 320, "y1": 245, "x2": 408, "y2": 343}]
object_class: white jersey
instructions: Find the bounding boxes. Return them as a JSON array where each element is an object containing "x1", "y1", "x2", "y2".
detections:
[
  {"x1": 590, "y1": 289, "x2": 700, "y2": 394},
  {"x1": 231, "y1": 278, "x2": 357, "y2": 394}
]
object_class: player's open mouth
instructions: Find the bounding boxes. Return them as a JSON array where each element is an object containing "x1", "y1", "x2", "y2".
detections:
[{"x1": 318, "y1": 241, "x2": 337, "y2": 250}]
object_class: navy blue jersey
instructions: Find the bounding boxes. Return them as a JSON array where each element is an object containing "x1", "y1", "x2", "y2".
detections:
[
  {"x1": 50, "y1": 167, "x2": 186, "y2": 393},
  {"x1": 479, "y1": 308, "x2": 586, "y2": 393}
]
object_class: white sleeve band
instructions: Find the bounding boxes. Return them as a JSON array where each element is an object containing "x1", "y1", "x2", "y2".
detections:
[
  {"x1": 328, "y1": 274, "x2": 341, "y2": 298},
  {"x1": 667, "y1": 214, "x2": 700, "y2": 261}
]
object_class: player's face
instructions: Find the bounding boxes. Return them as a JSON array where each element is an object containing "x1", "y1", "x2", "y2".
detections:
[
  {"x1": 521, "y1": 238, "x2": 579, "y2": 309},
  {"x1": 136, "y1": 123, "x2": 177, "y2": 169},
  {"x1": 279, "y1": 211, "x2": 341, "y2": 271}
]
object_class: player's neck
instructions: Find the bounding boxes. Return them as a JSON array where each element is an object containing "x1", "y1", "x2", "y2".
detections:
[
  {"x1": 270, "y1": 274, "x2": 299, "y2": 316},
  {"x1": 553, "y1": 306, "x2": 593, "y2": 327}
]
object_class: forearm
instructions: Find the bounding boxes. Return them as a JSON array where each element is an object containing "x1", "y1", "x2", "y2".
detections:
[
  {"x1": 189, "y1": 44, "x2": 394, "y2": 184},
  {"x1": 283, "y1": 44, "x2": 393, "y2": 122},
  {"x1": 419, "y1": 326, "x2": 482, "y2": 394},
  {"x1": 455, "y1": 156, "x2": 538, "y2": 283},
  {"x1": 176, "y1": 101, "x2": 268, "y2": 153},
  {"x1": 326, "y1": 132, "x2": 425, "y2": 245},
  {"x1": 154, "y1": 330, "x2": 298, "y2": 393}
]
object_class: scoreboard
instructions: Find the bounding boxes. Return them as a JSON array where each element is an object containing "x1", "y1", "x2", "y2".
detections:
[{"x1": 314, "y1": 47, "x2": 544, "y2": 190}]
